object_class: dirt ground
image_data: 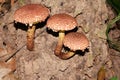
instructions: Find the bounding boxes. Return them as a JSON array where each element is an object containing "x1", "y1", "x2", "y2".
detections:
[{"x1": 0, "y1": 0, "x2": 120, "y2": 80}]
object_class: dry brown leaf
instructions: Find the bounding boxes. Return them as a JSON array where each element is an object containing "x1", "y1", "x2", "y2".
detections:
[
  {"x1": 0, "y1": 61, "x2": 12, "y2": 80},
  {"x1": 6, "y1": 57, "x2": 16, "y2": 72},
  {"x1": 97, "y1": 67, "x2": 106, "y2": 80},
  {"x1": 0, "y1": 58, "x2": 16, "y2": 80}
]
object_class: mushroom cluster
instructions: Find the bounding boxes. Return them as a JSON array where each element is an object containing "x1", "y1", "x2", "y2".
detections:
[
  {"x1": 46, "y1": 13, "x2": 89, "y2": 59},
  {"x1": 14, "y1": 4, "x2": 89, "y2": 60},
  {"x1": 46, "y1": 13, "x2": 78, "y2": 56}
]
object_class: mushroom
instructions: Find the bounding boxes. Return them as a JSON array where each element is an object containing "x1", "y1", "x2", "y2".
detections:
[
  {"x1": 14, "y1": 4, "x2": 49, "y2": 51},
  {"x1": 59, "y1": 32, "x2": 89, "y2": 59},
  {"x1": 46, "y1": 13, "x2": 78, "y2": 57}
]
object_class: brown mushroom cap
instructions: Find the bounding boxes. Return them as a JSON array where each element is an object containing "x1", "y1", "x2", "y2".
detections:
[
  {"x1": 46, "y1": 13, "x2": 78, "y2": 32},
  {"x1": 14, "y1": 4, "x2": 49, "y2": 25},
  {"x1": 63, "y1": 32, "x2": 89, "y2": 51}
]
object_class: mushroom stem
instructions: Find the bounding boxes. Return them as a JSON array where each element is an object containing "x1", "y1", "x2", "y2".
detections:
[
  {"x1": 54, "y1": 31, "x2": 65, "y2": 56},
  {"x1": 27, "y1": 25, "x2": 36, "y2": 51},
  {"x1": 59, "y1": 51, "x2": 75, "y2": 60}
]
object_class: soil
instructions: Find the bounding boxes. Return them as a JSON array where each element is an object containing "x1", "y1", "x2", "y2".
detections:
[{"x1": 0, "y1": 0, "x2": 120, "y2": 80}]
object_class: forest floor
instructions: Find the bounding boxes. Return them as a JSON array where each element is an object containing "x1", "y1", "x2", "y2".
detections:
[{"x1": 0, "y1": 0, "x2": 120, "y2": 80}]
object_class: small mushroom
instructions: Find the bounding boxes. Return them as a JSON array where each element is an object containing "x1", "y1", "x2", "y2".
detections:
[
  {"x1": 60, "y1": 32, "x2": 89, "y2": 59},
  {"x1": 46, "y1": 13, "x2": 78, "y2": 57},
  {"x1": 14, "y1": 4, "x2": 49, "y2": 51}
]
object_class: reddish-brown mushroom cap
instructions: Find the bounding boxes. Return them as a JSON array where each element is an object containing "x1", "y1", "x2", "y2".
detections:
[
  {"x1": 63, "y1": 32, "x2": 89, "y2": 51},
  {"x1": 14, "y1": 4, "x2": 49, "y2": 25},
  {"x1": 46, "y1": 13, "x2": 78, "y2": 32}
]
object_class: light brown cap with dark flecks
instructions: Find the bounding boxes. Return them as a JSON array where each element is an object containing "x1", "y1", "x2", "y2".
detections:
[
  {"x1": 14, "y1": 4, "x2": 49, "y2": 25},
  {"x1": 46, "y1": 13, "x2": 78, "y2": 32},
  {"x1": 63, "y1": 32, "x2": 89, "y2": 51}
]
